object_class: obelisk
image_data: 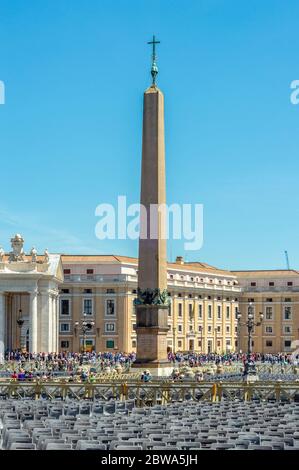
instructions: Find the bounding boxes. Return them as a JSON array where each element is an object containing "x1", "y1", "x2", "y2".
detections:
[{"x1": 134, "y1": 36, "x2": 171, "y2": 376}]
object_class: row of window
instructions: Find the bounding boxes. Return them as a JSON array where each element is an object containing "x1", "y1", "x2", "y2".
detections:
[
  {"x1": 264, "y1": 325, "x2": 293, "y2": 334},
  {"x1": 61, "y1": 299, "x2": 115, "y2": 316},
  {"x1": 61, "y1": 299, "x2": 294, "y2": 326},
  {"x1": 62, "y1": 289, "x2": 238, "y2": 302},
  {"x1": 250, "y1": 282, "x2": 294, "y2": 287},
  {"x1": 174, "y1": 339, "x2": 233, "y2": 349},
  {"x1": 172, "y1": 339, "x2": 293, "y2": 350},
  {"x1": 169, "y1": 274, "x2": 237, "y2": 285},
  {"x1": 62, "y1": 270, "x2": 295, "y2": 289},
  {"x1": 63, "y1": 269, "x2": 99, "y2": 277},
  {"x1": 246, "y1": 306, "x2": 292, "y2": 320},
  {"x1": 62, "y1": 298, "x2": 240, "y2": 321},
  {"x1": 265, "y1": 340, "x2": 293, "y2": 348},
  {"x1": 60, "y1": 337, "x2": 293, "y2": 351},
  {"x1": 61, "y1": 288, "x2": 116, "y2": 294},
  {"x1": 173, "y1": 324, "x2": 233, "y2": 334},
  {"x1": 177, "y1": 294, "x2": 237, "y2": 301},
  {"x1": 63, "y1": 268, "x2": 238, "y2": 287},
  {"x1": 176, "y1": 303, "x2": 237, "y2": 320},
  {"x1": 248, "y1": 297, "x2": 293, "y2": 302},
  {"x1": 264, "y1": 306, "x2": 292, "y2": 320},
  {"x1": 60, "y1": 322, "x2": 116, "y2": 333},
  {"x1": 60, "y1": 339, "x2": 116, "y2": 350}
]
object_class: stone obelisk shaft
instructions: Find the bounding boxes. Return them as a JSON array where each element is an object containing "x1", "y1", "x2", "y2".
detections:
[
  {"x1": 134, "y1": 84, "x2": 170, "y2": 372},
  {"x1": 138, "y1": 85, "x2": 167, "y2": 292}
]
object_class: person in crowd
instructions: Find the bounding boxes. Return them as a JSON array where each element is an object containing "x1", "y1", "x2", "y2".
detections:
[{"x1": 141, "y1": 370, "x2": 152, "y2": 382}]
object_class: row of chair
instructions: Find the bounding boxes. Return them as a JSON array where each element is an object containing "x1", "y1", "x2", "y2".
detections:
[{"x1": 1, "y1": 399, "x2": 299, "y2": 450}]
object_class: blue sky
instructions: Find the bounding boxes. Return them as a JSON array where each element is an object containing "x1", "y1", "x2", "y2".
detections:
[{"x1": 0, "y1": 0, "x2": 299, "y2": 270}]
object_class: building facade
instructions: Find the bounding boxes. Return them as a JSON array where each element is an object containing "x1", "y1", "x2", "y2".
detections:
[
  {"x1": 59, "y1": 255, "x2": 240, "y2": 354},
  {"x1": 0, "y1": 235, "x2": 63, "y2": 361},
  {"x1": 1, "y1": 235, "x2": 299, "y2": 355},
  {"x1": 234, "y1": 270, "x2": 299, "y2": 354}
]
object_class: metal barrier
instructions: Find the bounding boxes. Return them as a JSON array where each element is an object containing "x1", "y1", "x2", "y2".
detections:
[
  {"x1": 0, "y1": 380, "x2": 299, "y2": 404},
  {"x1": 1, "y1": 361, "x2": 297, "y2": 374}
]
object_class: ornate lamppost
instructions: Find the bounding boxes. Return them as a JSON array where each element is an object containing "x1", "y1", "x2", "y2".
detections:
[
  {"x1": 198, "y1": 325, "x2": 203, "y2": 352},
  {"x1": 16, "y1": 294, "x2": 24, "y2": 351},
  {"x1": 172, "y1": 326, "x2": 176, "y2": 354},
  {"x1": 237, "y1": 302, "x2": 264, "y2": 378},
  {"x1": 214, "y1": 327, "x2": 218, "y2": 354},
  {"x1": 74, "y1": 313, "x2": 95, "y2": 355}
]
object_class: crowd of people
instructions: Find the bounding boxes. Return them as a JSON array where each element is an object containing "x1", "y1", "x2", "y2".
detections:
[
  {"x1": 3, "y1": 350, "x2": 298, "y2": 369},
  {"x1": 167, "y1": 352, "x2": 298, "y2": 366},
  {"x1": 4, "y1": 351, "x2": 136, "y2": 370},
  {"x1": 0, "y1": 350, "x2": 297, "y2": 383},
  {"x1": 1, "y1": 351, "x2": 137, "y2": 383},
  {"x1": 9, "y1": 368, "x2": 100, "y2": 383}
]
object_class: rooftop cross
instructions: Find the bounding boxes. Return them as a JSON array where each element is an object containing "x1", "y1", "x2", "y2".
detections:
[{"x1": 147, "y1": 35, "x2": 160, "y2": 86}]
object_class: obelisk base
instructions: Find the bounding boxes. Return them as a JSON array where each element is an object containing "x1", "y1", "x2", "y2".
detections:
[{"x1": 133, "y1": 305, "x2": 173, "y2": 377}]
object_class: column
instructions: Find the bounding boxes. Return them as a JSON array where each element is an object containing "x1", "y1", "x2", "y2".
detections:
[
  {"x1": 56, "y1": 296, "x2": 59, "y2": 352},
  {"x1": 0, "y1": 293, "x2": 5, "y2": 363},
  {"x1": 47, "y1": 294, "x2": 53, "y2": 353},
  {"x1": 52, "y1": 294, "x2": 58, "y2": 352},
  {"x1": 39, "y1": 291, "x2": 48, "y2": 352},
  {"x1": 29, "y1": 290, "x2": 38, "y2": 353}
]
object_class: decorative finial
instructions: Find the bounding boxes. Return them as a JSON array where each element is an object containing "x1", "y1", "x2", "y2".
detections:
[{"x1": 147, "y1": 35, "x2": 160, "y2": 86}]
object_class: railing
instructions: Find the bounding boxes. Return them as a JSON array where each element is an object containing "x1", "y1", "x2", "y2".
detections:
[
  {"x1": 1, "y1": 361, "x2": 298, "y2": 375},
  {"x1": 168, "y1": 280, "x2": 240, "y2": 292},
  {"x1": 242, "y1": 286, "x2": 299, "y2": 293},
  {"x1": 0, "y1": 361, "x2": 135, "y2": 375},
  {"x1": 63, "y1": 274, "x2": 242, "y2": 290},
  {"x1": 198, "y1": 363, "x2": 299, "y2": 375},
  {"x1": 0, "y1": 380, "x2": 299, "y2": 403},
  {"x1": 63, "y1": 274, "x2": 129, "y2": 283}
]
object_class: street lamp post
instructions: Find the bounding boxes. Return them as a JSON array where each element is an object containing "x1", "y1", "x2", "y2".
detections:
[
  {"x1": 172, "y1": 326, "x2": 176, "y2": 353},
  {"x1": 198, "y1": 325, "x2": 203, "y2": 352},
  {"x1": 214, "y1": 327, "x2": 218, "y2": 354},
  {"x1": 16, "y1": 294, "x2": 24, "y2": 351},
  {"x1": 237, "y1": 302, "x2": 264, "y2": 377},
  {"x1": 74, "y1": 313, "x2": 95, "y2": 355}
]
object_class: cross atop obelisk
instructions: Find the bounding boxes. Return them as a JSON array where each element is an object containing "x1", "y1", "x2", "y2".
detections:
[{"x1": 147, "y1": 35, "x2": 160, "y2": 86}]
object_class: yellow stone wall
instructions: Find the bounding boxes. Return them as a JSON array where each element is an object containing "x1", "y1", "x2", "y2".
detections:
[
  {"x1": 238, "y1": 293, "x2": 299, "y2": 354},
  {"x1": 58, "y1": 262, "x2": 299, "y2": 355},
  {"x1": 58, "y1": 278, "x2": 239, "y2": 354}
]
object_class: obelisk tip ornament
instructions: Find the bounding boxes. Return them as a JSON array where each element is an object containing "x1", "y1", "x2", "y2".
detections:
[{"x1": 147, "y1": 35, "x2": 160, "y2": 86}]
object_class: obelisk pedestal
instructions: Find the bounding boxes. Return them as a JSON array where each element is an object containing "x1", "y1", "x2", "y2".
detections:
[
  {"x1": 134, "y1": 305, "x2": 172, "y2": 376},
  {"x1": 135, "y1": 305, "x2": 169, "y2": 361}
]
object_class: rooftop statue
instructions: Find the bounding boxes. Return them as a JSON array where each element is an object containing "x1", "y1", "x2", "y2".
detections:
[
  {"x1": 8, "y1": 234, "x2": 25, "y2": 262},
  {"x1": 30, "y1": 247, "x2": 37, "y2": 263},
  {"x1": 44, "y1": 248, "x2": 49, "y2": 264}
]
